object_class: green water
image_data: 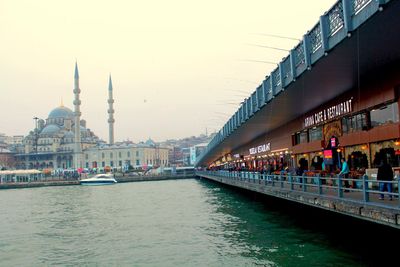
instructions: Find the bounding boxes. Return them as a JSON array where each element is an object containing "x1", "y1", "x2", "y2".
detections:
[{"x1": 0, "y1": 179, "x2": 371, "y2": 266}]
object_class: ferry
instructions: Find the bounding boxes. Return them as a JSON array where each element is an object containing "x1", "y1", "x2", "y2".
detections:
[{"x1": 80, "y1": 173, "x2": 117, "y2": 185}]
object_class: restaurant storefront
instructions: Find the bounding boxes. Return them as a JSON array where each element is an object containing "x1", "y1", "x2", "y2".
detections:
[
  {"x1": 211, "y1": 133, "x2": 294, "y2": 174},
  {"x1": 208, "y1": 70, "x2": 400, "y2": 179},
  {"x1": 290, "y1": 80, "x2": 400, "y2": 177}
]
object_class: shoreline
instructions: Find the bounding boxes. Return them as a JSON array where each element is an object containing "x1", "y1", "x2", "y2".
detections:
[{"x1": 0, "y1": 174, "x2": 196, "y2": 190}]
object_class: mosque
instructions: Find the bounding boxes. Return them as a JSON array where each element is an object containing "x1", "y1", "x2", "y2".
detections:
[
  {"x1": 14, "y1": 63, "x2": 104, "y2": 169},
  {"x1": 14, "y1": 63, "x2": 169, "y2": 170}
]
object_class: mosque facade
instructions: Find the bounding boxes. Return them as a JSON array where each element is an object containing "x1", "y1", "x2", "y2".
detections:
[
  {"x1": 14, "y1": 104, "x2": 102, "y2": 169},
  {"x1": 14, "y1": 63, "x2": 169, "y2": 170}
]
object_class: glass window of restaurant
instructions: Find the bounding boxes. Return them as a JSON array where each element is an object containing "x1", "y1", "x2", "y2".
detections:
[
  {"x1": 309, "y1": 126, "x2": 322, "y2": 142},
  {"x1": 370, "y1": 102, "x2": 399, "y2": 127},
  {"x1": 342, "y1": 113, "x2": 369, "y2": 134},
  {"x1": 294, "y1": 130, "x2": 308, "y2": 145},
  {"x1": 370, "y1": 140, "x2": 400, "y2": 168},
  {"x1": 344, "y1": 145, "x2": 370, "y2": 171},
  {"x1": 309, "y1": 152, "x2": 323, "y2": 171}
]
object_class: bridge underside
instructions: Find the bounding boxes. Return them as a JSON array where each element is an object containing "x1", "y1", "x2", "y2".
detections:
[{"x1": 200, "y1": 0, "x2": 400, "y2": 166}]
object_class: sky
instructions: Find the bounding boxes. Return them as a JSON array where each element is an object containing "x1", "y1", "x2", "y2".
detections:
[{"x1": 0, "y1": 0, "x2": 336, "y2": 142}]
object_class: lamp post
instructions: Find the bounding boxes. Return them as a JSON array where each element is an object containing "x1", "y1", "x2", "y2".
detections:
[
  {"x1": 33, "y1": 116, "x2": 39, "y2": 169},
  {"x1": 155, "y1": 144, "x2": 160, "y2": 167},
  {"x1": 337, "y1": 148, "x2": 342, "y2": 169}
]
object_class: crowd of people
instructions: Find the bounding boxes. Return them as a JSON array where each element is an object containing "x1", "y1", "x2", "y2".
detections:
[{"x1": 207, "y1": 157, "x2": 398, "y2": 200}]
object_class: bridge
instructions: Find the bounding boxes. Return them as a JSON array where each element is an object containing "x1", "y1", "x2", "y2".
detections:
[{"x1": 196, "y1": 0, "x2": 400, "y2": 228}]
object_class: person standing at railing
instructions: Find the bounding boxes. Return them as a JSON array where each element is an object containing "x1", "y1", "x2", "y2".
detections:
[
  {"x1": 296, "y1": 164, "x2": 304, "y2": 185},
  {"x1": 377, "y1": 160, "x2": 393, "y2": 201},
  {"x1": 266, "y1": 164, "x2": 272, "y2": 175},
  {"x1": 339, "y1": 158, "x2": 350, "y2": 191}
]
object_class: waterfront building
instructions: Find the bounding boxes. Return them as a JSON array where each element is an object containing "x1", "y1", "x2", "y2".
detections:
[
  {"x1": 83, "y1": 140, "x2": 169, "y2": 170},
  {"x1": 0, "y1": 148, "x2": 15, "y2": 170},
  {"x1": 0, "y1": 169, "x2": 42, "y2": 183},
  {"x1": 8, "y1": 135, "x2": 24, "y2": 146},
  {"x1": 0, "y1": 134, "x2": 7, "y2": 149},
  {"x1": 181, "y1": 147, "x2": 191, "y2": 166},
  {"x1": 190, "y1": 143, "x2": 207, "y2": 166},
  {"x1": 167, "y1": 146, "x2": 183, "y2": 167}
]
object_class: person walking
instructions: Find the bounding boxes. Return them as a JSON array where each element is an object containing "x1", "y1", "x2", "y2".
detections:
[
  {"x1": 338, "y1": 158, "x2": 350, "y2": 192},
  {"x1": 377, "y1": 160, "x2": 393, "y2": 200}
]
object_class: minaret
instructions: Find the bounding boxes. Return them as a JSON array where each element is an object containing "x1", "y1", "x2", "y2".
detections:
[
  {"x1": 73, "y1": 62, "x2": 82, "y2": 168},
  {"x1": 108, "y1": 74, "x2": 115, "y2": 145}
]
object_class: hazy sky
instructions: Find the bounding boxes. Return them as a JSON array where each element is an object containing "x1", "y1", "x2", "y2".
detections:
[{"x1": 0, "y1": 0, "x2": 336, "y2": 142}]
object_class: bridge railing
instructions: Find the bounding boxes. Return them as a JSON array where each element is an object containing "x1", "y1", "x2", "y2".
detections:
[{"x1": 196, "y1": 170, "x2": 400, "y2": 209}]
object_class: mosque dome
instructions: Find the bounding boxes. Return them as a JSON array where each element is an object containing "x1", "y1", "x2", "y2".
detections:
[
  {"x1": 145, "y1": 138, "x2": 156, "y2": 147},
  {"x1": 48, "y1": 106, "x2": 74, "y2": 119},
  {"x1": 40, "y1": 124, "x2": 61, "y2": 135},
  {"x1": 64, "y1": 131, "x2": 75, "y2": 138}
]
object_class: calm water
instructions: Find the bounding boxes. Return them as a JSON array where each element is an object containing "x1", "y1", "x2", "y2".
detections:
[{"x1": 0, "y1": 179, "x2": 383, "y2": 266}]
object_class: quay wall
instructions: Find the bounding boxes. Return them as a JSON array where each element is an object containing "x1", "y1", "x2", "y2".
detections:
[
  {"x1": 115, "y1": 174, "x2": 196, "y2": 183},
  {"x1": 0, "y1": 180, "x2": 80, "y2": 189},
  {"x1": 197, "y1": 173, "x2": 400, "y2": 230},
  {"x1": 0, "y1": 175, "x2": 196, "y2": 190}
]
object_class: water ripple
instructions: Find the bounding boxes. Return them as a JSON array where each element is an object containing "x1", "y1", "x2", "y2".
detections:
[{"x1": 0, "y1": 180, "x2": 364, "y2": 266}]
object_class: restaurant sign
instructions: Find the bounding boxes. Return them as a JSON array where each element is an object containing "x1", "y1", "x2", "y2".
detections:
[
  {"x1": 249, "y1": 143, "x2": 271, "y2": 155},
  {"x1": 304, "y1": 99, "x2": 353, "y2": 128}
]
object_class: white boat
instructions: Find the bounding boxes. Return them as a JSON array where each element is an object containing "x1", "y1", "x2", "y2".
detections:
[{"x1": 80, "y1": 173, "x2": 117, "y2": 185}]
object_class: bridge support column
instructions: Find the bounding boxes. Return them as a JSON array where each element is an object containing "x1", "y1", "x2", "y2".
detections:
[
  {"x1": 302, "y1": 35, "x2": 311, "y2": 69},
  {"x1": 319, "y1": 15, "x2": 329, "y2": 53},
  {"x1": 289, "y1": 50, "x2": 296, "y2": 81},
  {"x1": 342, "y1": 0, "x2": 353, "y2": 33},
  {"x1": 270, "y1": 74, "x2": 275, "y2": 98},
  {"x1": 363, "y1": 174, "x2": 369, "y2": 203},
  {"x1": 398, "y1": 179, "x2": 400, "y2": 207},
  {"x1": 338, "y1": 175, "x2": 343, "y2": 198},
  {"x1": 317, "y1": 174, "x2": 323, "y2": 195},
  {"x1": 279, "y1": 63, "x2": 284, "y2": 89},
  {"x1": 289, "y1": 173, "x2": 294, "y2": 190}
]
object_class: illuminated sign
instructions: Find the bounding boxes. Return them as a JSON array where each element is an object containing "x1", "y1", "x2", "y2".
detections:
[
  {"x1": 304, "y1": 99, "x2": 353, "y2": 128},
  {"x1": 323, "y1": 150, "x2": 332, "y2": 159},
  {"x1": 249, "y1": 143, "x2": 271, "y2": 155},
  {"x1": 330, "y1": 137, "x2": 336, "y2": 148}
]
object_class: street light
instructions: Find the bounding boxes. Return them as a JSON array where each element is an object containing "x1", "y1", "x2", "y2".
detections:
[{"x1": 33, "y1": 117, "x2": 39, "y2": 169}]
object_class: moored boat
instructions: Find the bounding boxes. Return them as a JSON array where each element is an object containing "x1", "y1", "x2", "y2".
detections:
[{"x1": 80, "y1": 173, "x2": 117, "y2": 185}]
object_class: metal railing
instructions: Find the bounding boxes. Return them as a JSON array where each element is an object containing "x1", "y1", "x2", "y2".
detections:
[{"x1": 196, "y1": 170, "x2": 400, "y2": 209}]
